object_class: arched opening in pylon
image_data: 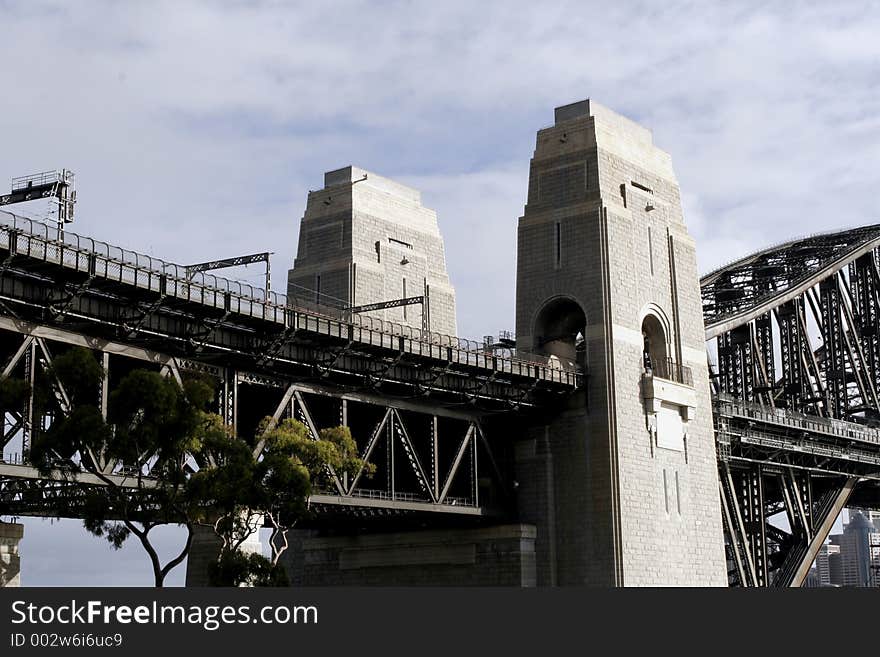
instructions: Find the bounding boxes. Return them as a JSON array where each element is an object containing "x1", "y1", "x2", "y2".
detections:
[{"x1": 533, "y1": 296, "x2": 586, "y2": 370}]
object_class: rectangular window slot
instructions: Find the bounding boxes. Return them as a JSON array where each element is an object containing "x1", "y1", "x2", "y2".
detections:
[
  {"x1": 388, "y1": 237, "x2": 413, "y2": 250},
  {"x1": 663, "y1": 469, "x2": 670, "y2": 514},
  {"x1": 631, "y1": 180, "x2": 654, "y2": 195},
  {"x1": 403, "y1": 278, "x2": 407, "y2": 320},
  {"x1": 675, "y1": 470, "x2": 682, "y2": 515},
  {"x1": 555, "y1": 222, "x2": 562, "y2": 268},
  {"x1": 648, "y1": 226, "x2": 654, "y2": 276},
  {"x1": 315, "y1": 274, "x2": 321, "y2": 304}
]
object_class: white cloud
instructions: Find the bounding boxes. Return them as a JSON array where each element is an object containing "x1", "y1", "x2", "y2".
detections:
[{"x1": 2, "y1": 0, "x2": 879, "y2": 583}]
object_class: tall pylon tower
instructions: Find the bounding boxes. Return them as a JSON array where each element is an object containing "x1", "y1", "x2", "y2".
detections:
[{"x1": 514, "y1": 100, "x2": 727, "y2": 585}]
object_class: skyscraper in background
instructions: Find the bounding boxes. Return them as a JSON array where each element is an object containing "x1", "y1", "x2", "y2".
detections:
[
  {"x1": 810, "y1": 509, "x2": 880, "y2": 587},
  {"x1": 814, "y1": 543, "x2": 841, "y2": 586},
  {"x1": 830, "y1": 510, "x2": 880, "y2": 587}
]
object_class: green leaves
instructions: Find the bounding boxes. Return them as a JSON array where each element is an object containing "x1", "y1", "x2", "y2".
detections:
[
  {"x1": 108, "y1": 370, "x2": 191, "y2": 468},
  {"x1": 0, "y1": 377, "x2": 29, "y2": 411},
  {"x1": 208, "y1": 550, "x2": 289, "y2": 587},
  {"x1": 30, "y1": 405, "x2": 111, "y2": 472},
  {"x1": 200, "y1": 417, "x2": 372, "y2": 576}
]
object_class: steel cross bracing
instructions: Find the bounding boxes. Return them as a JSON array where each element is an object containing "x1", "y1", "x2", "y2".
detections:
[{"x1": 702, "y1": 225, "x2": 880, "y2": 587}]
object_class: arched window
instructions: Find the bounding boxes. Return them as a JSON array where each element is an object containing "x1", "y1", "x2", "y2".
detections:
[
  {"x1": 642, "y1": 314, "x2": 667, "y2": 373},
  {"x1": 533, "y1": 296, "x2": 586, "y2": 371}
]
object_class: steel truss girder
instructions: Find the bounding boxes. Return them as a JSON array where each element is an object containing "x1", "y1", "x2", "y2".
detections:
[
  {"x1": 719, "y1": 460, "x2": 857, "y2": 587},
  {"x1": 274, "y1": 385, "x2": 501, "y2": 511},
  {"x1": 0, "y1": 218, "x2": 530, "y2": 522},
  {"x1": 0, "y1": 336, "x2": 512, "y2": 519}
]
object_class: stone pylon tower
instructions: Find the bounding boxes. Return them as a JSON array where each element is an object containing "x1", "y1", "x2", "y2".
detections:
[
  {"x1": 515, "y1": 100, "x2": 727, "y2": 585},
  {"x1": 287, "y1": 166, "x2": 457, "y2": 337}
]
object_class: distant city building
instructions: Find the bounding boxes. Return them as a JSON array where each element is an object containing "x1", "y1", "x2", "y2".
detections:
[
  {"x1": 825, "y1": 510, "x2": 880, "y2": 587},
  {"x1": 804, "y1": 569, "x2": 821, "y2": 588},
  {"x1": 851, "y1": 507, "x2": 880, "y2": 533},
  {"x1": 814, "y1": 543, "x2": 841, "y2": 586}
]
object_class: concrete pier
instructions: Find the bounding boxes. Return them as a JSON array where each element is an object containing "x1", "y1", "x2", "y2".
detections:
[
  {"x1": 282, "y1": 524, "x2": 536, "y2": 586},
  {"x1": 0, "y1": 522, "x2": 23, "y2": 587}
]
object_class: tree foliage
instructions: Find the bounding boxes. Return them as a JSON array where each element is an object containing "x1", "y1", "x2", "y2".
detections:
[
  {"x1": 0, "y1": 376, "x2": 29, "y2": 413},
  {"x1": 208, "y1": 550, "x2": 289, "y2": 587},
  {"x1": 195, "y1": 417, "x2": 373, "y2": 578},
  {"x1": 25, "y1": 348, "x2": 220, "y2": 586}
]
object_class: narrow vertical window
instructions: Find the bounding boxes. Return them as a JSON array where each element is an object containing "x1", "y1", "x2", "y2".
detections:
[
  {"x1": 648, "y1": 226, "x2": 654, "y2": 276},
  {"x1": 315, "y1": 274, "x2": 321, "y2": 304},
  {"x1": 663, "y1": 469, "x2": 670, "y2": 514},
  {"x1": 675, "y1": 470, "x2": 682, "y2": 515},
  {"x1": 402, "y1": 278, "x2": 407, "y2": 320},
  {"x1": 555, "y1": 221, "x2": 562, "y2": 268}
]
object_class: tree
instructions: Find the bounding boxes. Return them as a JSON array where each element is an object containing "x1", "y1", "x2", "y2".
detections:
[
  {"x1": 259, "y1": 420, "x2": 367, "y2": 567},
  {"x1": 208, "y1": 550, "x2": 289, "y2": 587},
  {"x1": 194, "y1": 417, "x2": 372, "y2": 585},
  {"x1": 17, "y1": 346, "x2": 374, "y2": 587},
  {"x1": 28, "y1": 348, "x2": 225, "y2": 587},
  {"x1": 0, "y1": 376, "x2": 29, "y2": 417}
]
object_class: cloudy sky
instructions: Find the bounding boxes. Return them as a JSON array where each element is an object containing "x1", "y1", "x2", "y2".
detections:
[{"x1": 1, "y1": 0, "x2": 877, "y2": 584}]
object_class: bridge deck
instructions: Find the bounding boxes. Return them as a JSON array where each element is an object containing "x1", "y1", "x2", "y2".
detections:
[
  {"x1": 0, "y1": 459, "x2": 490, "y2": 520},
  {"x1": 0, "y1": 211, "x2": 581, "y2": 409},
  {"x1": 714, "y1": 394, "x2": 880, "y2": 476}
]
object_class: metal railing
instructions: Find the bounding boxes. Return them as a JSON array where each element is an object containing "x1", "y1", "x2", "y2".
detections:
[
  {"x1": 0, "y1": 211, "x2": 583, "y2": 388},
  {"x1": 347, "y1": 488, "x2": 475, "y2": 507},
  {"x1": 11, "y1": 170, "x2": 67, "y2": 191},
  {"x1": 714, "y1": 393, "x2": 880, "y2": 447},
  {"x1": 649, "y1": 357, "x2": 693, "y2": 387}
]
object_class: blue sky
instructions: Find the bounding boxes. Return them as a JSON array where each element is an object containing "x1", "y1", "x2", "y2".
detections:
[{"x1": 1, "y1": 0, "x2": 877, "y2": 584}]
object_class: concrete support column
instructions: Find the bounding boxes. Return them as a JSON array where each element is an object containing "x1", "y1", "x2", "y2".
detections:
[
  {"x1": 185, "y1": 522, "x2": 263, "y2": 587},
  {"x1": 0, "y1": 522, "x2": 24, "y2": 587},
  {"x1": 514, "y1": 432, "x2": 558, "y2": 586}
]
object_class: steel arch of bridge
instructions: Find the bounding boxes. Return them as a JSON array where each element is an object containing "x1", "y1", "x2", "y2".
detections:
[{"x1": 702, "y1": 225, "x2": 880, "y2": 586}]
